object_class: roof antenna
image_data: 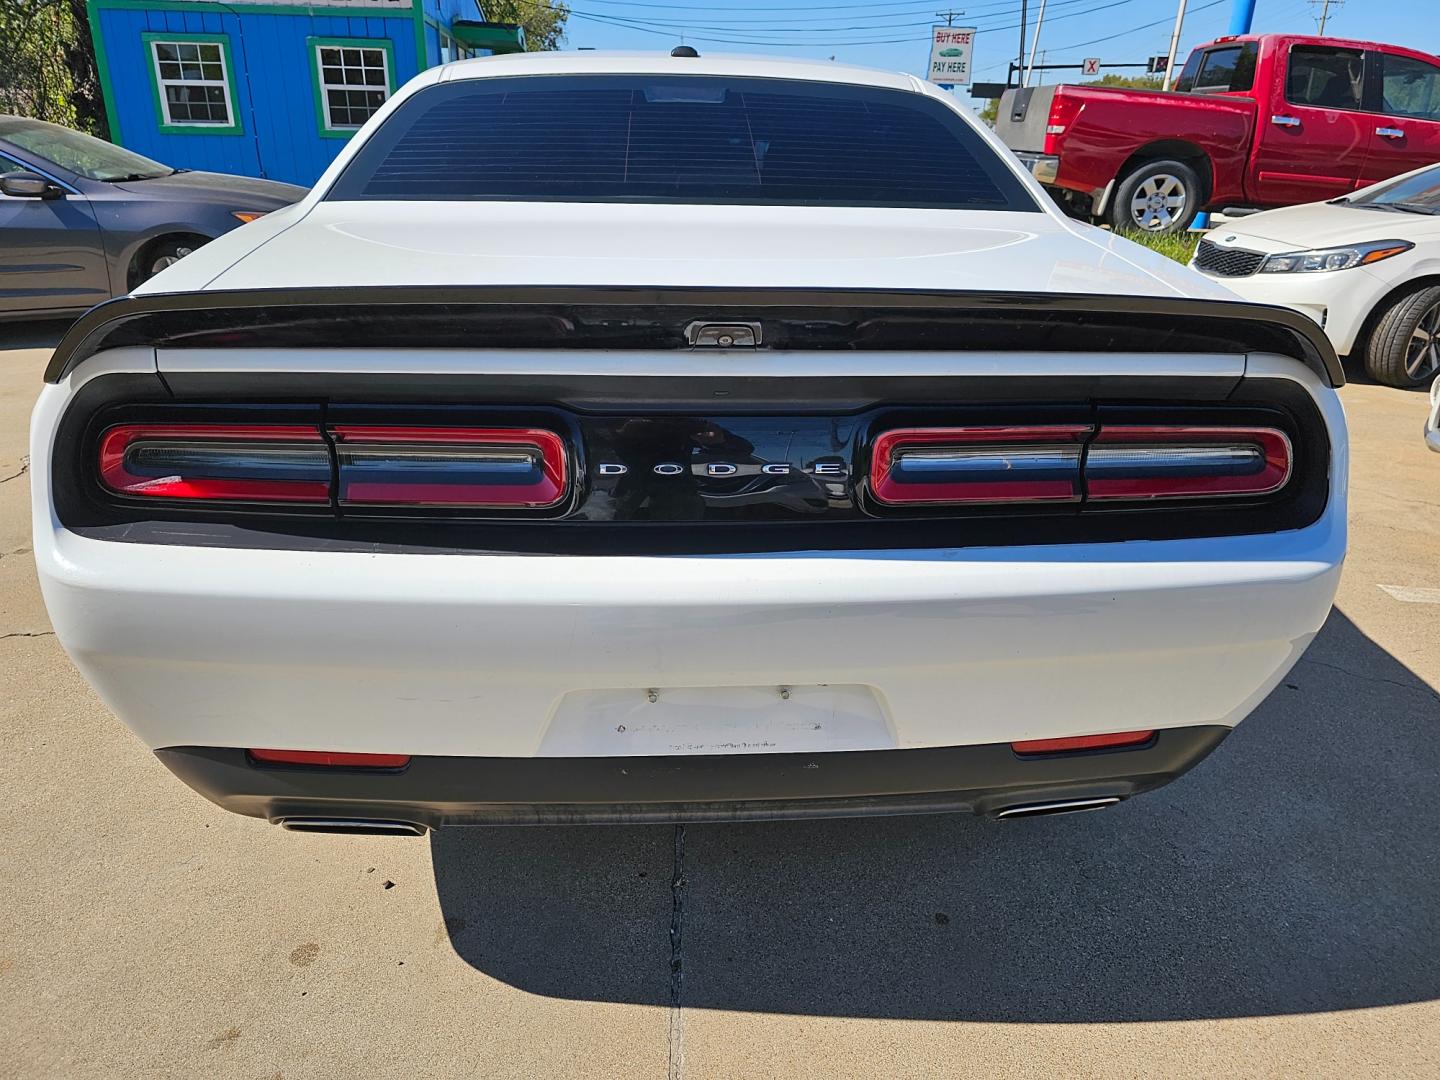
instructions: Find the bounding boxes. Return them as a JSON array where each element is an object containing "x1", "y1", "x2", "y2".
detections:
[{"x1": 671, "y1": 45, "x2": 699, "y2": 57}]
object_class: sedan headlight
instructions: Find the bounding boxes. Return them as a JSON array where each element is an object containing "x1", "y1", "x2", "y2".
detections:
[{"x1": 1259, "y1": 240, "x2": 1413, "y2": 273}]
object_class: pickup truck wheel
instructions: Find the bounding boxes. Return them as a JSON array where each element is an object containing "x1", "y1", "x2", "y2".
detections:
[
  {"x1": 1111, "y1": 160, "x2": 1201, "y2": 234},
  {"x1": 1364, "y1": 285, "x2": 1440, "y2": 389}
]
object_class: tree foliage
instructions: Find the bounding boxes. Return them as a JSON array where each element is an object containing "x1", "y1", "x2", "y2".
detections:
[
  {"x1": 481, "y1": 0, "x2": 570, "y2": 52},
  {"x1": 0, "y1": 0, "x2": 105, "y2": 134},
  {"x1": 1083, "y1": 73, "x2": 1165, "y2": 90}
]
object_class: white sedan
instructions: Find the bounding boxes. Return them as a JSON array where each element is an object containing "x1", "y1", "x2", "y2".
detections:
[
  {"x1": 1192, "y1": 162, "x2": 1440, "y2": 389},
  {"x1": 30, "y1": 51, "x2": 1347, "y2": 833}
]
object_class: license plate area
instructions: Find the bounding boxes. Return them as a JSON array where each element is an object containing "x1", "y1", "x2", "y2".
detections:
[{"x1": 538, "y1": 684, "x2": 894, "y2": 757}]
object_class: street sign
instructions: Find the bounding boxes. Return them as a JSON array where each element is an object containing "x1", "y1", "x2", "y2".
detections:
[
  {"x1": 1081, "y1": 57, "x2": 1101, "y2": 76},
  {"x1": 1147, "y1": 55, "x2": 1169, "y2": 74},
  {"x1": 928, "y1": 26, "x2": 976, "y2": 86}
]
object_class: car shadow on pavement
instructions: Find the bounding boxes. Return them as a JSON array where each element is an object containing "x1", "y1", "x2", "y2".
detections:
[
  {"x1": 0, "y1": 319, "x2": 71, "y2": 352},
  {"x1": 430, "y1": 607, "x2": 1440, "y2": 1021}
]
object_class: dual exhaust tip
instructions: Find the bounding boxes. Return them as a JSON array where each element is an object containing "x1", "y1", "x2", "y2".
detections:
[
  {"x1": 994, "y1": 796, "x2": 1122, "y2": 820},
  {"x1": 279, "y1": 817, "x2": 427, "y2": 836}
]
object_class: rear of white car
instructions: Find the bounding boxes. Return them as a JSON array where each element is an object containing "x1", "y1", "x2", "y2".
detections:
[{"x1": 31, "y1": 54, "x2": 1347, "y2": 831}]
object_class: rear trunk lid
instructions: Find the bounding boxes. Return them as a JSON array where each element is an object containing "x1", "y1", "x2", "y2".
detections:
[{"x1": 196, "y1": 202, "x2": 1192, "y2": 298}]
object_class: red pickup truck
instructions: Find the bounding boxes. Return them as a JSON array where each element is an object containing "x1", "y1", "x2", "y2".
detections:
[{"x1": 995, "y1": 34, "x2": 1440, "y2": 233}]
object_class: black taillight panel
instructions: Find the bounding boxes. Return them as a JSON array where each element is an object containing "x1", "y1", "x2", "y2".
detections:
[{"x1": 51, "y1": 376, "x2": 1330, "y2": 554}]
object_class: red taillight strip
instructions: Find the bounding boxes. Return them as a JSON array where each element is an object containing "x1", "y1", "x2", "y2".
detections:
[
  {"x1": 870, "y1": 426, "x2": 1092, "y2": 506},
  {"x1": 1085, "y1": 426, "x2": 1292, "y2": 501},
  {"x1": 1012, "y1": 730, "x2": 1156, "y2": 755},
  {"x1": 97, "y1": 424, "x2": 331, "y2": 503},
  {"x1": 330, "y1": 426, "x2": 568, "y2": 508},
  {"x1": 249, "y1": 748, "x2": 411, "y2": 768}
]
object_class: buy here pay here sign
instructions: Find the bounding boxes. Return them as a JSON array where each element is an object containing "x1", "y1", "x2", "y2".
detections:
[{"x1": 928, "y1": 27, "x2": 975, "y2": 85}]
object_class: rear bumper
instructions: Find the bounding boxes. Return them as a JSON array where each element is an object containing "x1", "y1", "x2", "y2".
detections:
[
  {"x1": 38, "y1": 525, "x2": 1342, "y2": 757},
  {"x1": 156, "y1": 726, "x2": 1231, "y2": 826},
  {"x1": 1011, "y1": 151, "x2": 1060, "y2": 186}
]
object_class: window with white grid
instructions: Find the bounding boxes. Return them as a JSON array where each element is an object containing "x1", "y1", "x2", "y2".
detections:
[
  {"x1": 316, "y1": 44, "x2": 391, "y2": 130},
  {"x1": 149, "y1": 39, "x2": 234, "y2": 127}
]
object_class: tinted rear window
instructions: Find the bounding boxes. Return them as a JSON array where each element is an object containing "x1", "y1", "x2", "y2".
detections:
[
  {"x1": 327, "y1": 75, "x2": 1038, "y2": 210},
  {"x1": 1174, "y1": 43, "x2": 1257, "y2": 94}
]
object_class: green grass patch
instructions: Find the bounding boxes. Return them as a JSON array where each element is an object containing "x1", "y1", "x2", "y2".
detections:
[{"x1": 1114, "y1": 229, "x2": 1202, "y2": 265}]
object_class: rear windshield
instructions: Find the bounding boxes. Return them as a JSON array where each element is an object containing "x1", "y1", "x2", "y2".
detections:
[
  {"x1": 1174, "y1": 43, "x2": 1258, "y2": 94},
  {"x1": 326, "y1": 75, "x2": 1038, "y2": 211}
]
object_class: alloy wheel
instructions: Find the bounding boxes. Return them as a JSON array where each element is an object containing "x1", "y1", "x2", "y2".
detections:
[
  {"x1": 151, "y1": 245, "x2": 194, "y2": 274},
  {"x1": 1405, "y1": 301, "x2": 1440, "y2": 382},
  {"x1": 1129, "y1": 174, "x2": 1188, "y2": 231}
]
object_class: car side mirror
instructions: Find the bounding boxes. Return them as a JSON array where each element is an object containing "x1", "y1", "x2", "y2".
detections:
[
  {"x1": 1426, "y1": 375, "x2": 1440, "y2": 454},
  {"x1": 0, "y1": 171, "x2": 62, "y2": 199}
]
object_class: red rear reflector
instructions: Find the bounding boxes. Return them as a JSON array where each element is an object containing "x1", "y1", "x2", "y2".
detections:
[
  {"x1": 248, "y1": 749, "x2": 411, "y2": 768},
  {"x1": 1085, "y1": 426, "x2": 1291, "y2": 500},
  {"x1": 1012, "y1": 730, "x2": 1156, "y2": 755},
  {"x1": 331, "y1": 426, "x2": 568, "y2": 508},
  {"x1": 870, "y1": 425, "x2": 1091, "y2": 506},
  {"x1": 98, "y1": 424, "x2": 331, "y2": 503}
]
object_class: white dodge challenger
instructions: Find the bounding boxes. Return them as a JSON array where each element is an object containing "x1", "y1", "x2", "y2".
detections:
[{"x1": 31, "y1": 52, "x2": 1347, "y2": 833}]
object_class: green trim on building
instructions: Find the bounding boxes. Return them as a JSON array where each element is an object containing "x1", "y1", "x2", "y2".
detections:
[
  {"x1": 87, "y1": 0, "x2": 124, "y2": 143},
  {"x1": 140, "y1": 31, "x2": 245, "y2": 136},
  {"x1": 451, "y1": 20, "x2": 524, "y2": 54},
  {"x1": 411, "y1": 0, "x2": 428, "y2": 71},
  {"x1": 306, "y1": 35, "x2": 398, "y2": 139}
]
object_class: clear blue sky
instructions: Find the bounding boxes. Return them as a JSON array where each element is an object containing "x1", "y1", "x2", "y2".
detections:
[{"x1": 552, "y1": 0, "x2": 1437, "y2": 102}]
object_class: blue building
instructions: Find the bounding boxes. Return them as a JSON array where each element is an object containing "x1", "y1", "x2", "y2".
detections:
[{"x1": 88, "y1": 0, "x2": 523, "y2": 185}]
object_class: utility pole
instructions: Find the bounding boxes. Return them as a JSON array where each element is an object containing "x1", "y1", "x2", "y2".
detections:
[
  {"x1": 1227, "y1": 0, "x2": 1257, "y2": 34},
  {"x1": 1161, "y1": 0, "x2": 1188, "y2": 91},
  {"x1": 1023, "y1": 0, "x2": 1049, "y2": 88},
  {"x1": 1311, "y1": 0, "x2": 1342, "y2": 33},
  {"x1": 935, "y1": 8, "x2": 964, "y2": 26},
  {"x1": 1018, "y1": 0, "x2": 1028, "y2": 89}
]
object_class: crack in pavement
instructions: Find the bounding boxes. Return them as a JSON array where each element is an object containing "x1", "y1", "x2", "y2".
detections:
[
  {"x1": 667, "y1": 823, "x2": 686, "y2": 1080},
  {"x1": 0, "y1": 456, "x2": 29, "y2": 484},
  {"x1": 1299, "y1": 656, "x2": 1440, "y2": 701},
  {"x1": 1, "y1": 631, "x2": 55, "y2": 641}
]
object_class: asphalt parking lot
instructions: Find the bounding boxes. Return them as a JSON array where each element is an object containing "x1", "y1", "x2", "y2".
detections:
[{"x1": 3, "y1": 323, "x2": 1438, "y2": 1079}]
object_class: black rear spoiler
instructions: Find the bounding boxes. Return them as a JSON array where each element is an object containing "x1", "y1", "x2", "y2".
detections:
[{"x1": 46, "y1": 286, "x2": 1343, "y2": 388}]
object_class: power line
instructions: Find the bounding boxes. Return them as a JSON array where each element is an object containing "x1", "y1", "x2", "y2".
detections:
[
  {"x1": 1054, "y1": 0, "x2": 1223, "y2": 49},
  {"x1": 562, "y1": 10, "x2": 928, "y2": 44},
  {"x1": 574, "y1": 2, "x2": 970, "y2": 22},
  {"x1": 558, "y1": 0, "x2": 1091, "y2": 33},
  {"x1": 575, "y1": 0, "x2": 1037, "y2": 14},
  {"x1": 557, "y1": 0, "x2": 1135, "y2": 44}
]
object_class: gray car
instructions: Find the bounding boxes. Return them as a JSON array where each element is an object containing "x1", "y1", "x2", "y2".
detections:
[{"x1": 0, "y1": 116, "x2": 305, "y2": 319}]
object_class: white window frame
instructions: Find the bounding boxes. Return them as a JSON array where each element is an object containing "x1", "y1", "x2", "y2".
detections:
[
  {"x1": 314, "y1": 42, "x2": 393, "y2": 132},
  {"x1": 148, "y1": 37, "x2": 236, "y2": 130}
]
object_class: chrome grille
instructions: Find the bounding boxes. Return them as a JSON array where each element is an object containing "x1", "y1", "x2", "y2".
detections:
[{"x1": 1194, "y1": 239, "x2": 1266, "y2": 278}]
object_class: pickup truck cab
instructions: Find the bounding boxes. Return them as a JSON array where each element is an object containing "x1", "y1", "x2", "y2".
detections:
[{"x1": 996, "y1": 34, "x2": 1440, "y2": 233}]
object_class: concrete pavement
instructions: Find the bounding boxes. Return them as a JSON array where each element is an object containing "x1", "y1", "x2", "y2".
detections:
[{"x1": 2, "y1": 327, "x2": 1438, "y2": 1079}]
